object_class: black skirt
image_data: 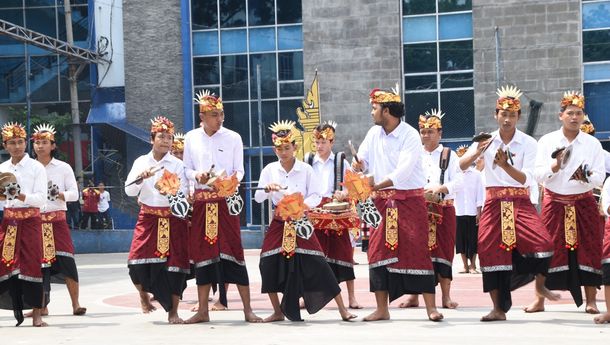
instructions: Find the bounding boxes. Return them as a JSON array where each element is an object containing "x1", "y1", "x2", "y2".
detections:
[
  {"x1": 455, "y1": 215, "x2": 478, "y2": 258},
  {"x1": 327, "y1": 262, "x2": 355, "y2": 283},
  {"x1": 369, "y1": 266, "x2": 435, "y2": 302},
  {"x1": 128, "y1": 263, "x2": 187, "y2": 312},
  {"x1": 194, "y1": 258, "x2": 250, "y2": 286},
  {"x1": 545, "y1": 251, "x2": 602, "y2": 307},
  {"x1": 259, "y1": 253, "x2": 340, "y2": 321},
  {"x1": 603, "y1": 263, "x2": 610, "y2": 286},
  {"x1": 49, "y1": 255, "x2": 79, "y2": 283},
  {"x1": 0, "y1": 276, "x2": 44, "y2": 326}
]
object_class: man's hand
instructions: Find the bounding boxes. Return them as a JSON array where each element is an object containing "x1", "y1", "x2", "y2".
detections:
[
  {"x1": 195, "y1": 172, "x2": 210, "y2": 185},
  {"x1": 494, "y1": 148, "x2": 510, "y2": 169},
  {"x1": 264, "y1": 183, "x2": 284, "y2": 193},
  {"x1": 475, "y1": 138, "x2": 492, "y2": 156},
  {"x1": 333, "y1": 190, "x2": 348, "y2": 201},
  {"x1": 571, "y1": 165, "x2": 591, "y2": 183},
  {"x1": 351, "y1": 159, "x2": 363, "y2": 172},
  {"x1": 137, "y1": 169, "x2": 156, "y2": 185},
  {"x1": 551, "y1": 149, "x2": 564, "y2": 174},
  {"x1": 58, "y1": 192, "x2": 65, "y2": 201}
]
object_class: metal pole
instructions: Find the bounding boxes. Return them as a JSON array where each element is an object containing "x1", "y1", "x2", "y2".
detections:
[
  {"x1": 256, "y1": 65, "x2": 265, "y2": 241},
  {"x1": 64, "y1": 0, "x2": 84, "y2": 180},
  {"x1": 25, "y1": 49, "x2": 31, "y2": 154},
  {"x1": 494, "y1": 26, "x2": 501, "y2": 89}
]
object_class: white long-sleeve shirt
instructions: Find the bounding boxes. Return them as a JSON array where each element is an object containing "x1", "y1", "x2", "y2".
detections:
[
  {"x1": 125, "y1": 151, "x2": 188, "y2": 207},
  {"x1": 601, "y1": 177, "x2": 610, "y2": 216},
  {"x1": 454, "y1": 167, "x2": 484, "y2": 216},
  {"x1": 535, "y1": 129, "x2": 605, "y2": 194},
  {"x1": 254, "y1": 160, "x2": 322, "y2": 208},
  {"x1": 183, "y1": 126, "x2": 244, "y2": 190},
  {"x1": 422, "y1": 144, "x2": 464, "y2": 200},
  {"x1": 310, "y1": 152, "x2": 348, "y2": 198},
  {"x1": 0, "y1": 154, "x2": 47, "y2": 208},
  {"x1": 605, "y1": 150, "x2": 610, "y2": 174},
  {"x1": 465, "y1": 129, "x2": 536, "y2": 188},
  {"x1": 42, "y1": 158, "x2": 78, "y2": 212},
  {"x1": 357, "y1": 122, "x2": 425, "y2": 190}
]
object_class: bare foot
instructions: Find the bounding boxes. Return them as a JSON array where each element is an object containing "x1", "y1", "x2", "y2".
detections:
[
  {"x1": 536, "y1": 287, "x2": 560, "y2": 301},
  {"x1": 594, "y1": 312, "x2": 610, "y2": 324},
  {"x1": 586, "y1": 303, "x2": 600, "y2": 315},
  {"x1": 340, "y1": 310, "x2": 357, "y2": 321},
  {"x1": 523, "y1": 299, "x2": 545, "y2": 313},
  {"x1": 185, "y1": 311, "x2": 210, "y2": 324},
  {"x1": 244, "y1": 311, "x2": 263, "y2": 323},
  {"x1": 398, "y1": 296, "x2": 419, "y2": 308},
  {"x1": 33, "y1": 320, "x2": 48, "y2": 327},
  {"x1": 210, "y1": 301, "x2": 228, "y2": 311},
  {"x1": 458, "y1": 268, "x2": 469, "y2": 274},
  {"x1": 480, "y1": 309, "x2": 506, "y2": 322},
  {"x1": 263, "y1": 312, "x2": 285, "y2": 322},
  {"x1": 442, "y1": 297, "x2": 458, "y2": 309},
  {"x1": 190, "y1": 305, "x2": 199, "y2": 312},
  {"x1": 24, "y1": 308, "x2": 49, "y2": 317},
  {"x1": 363, "y1": 309, "x2": 390, "y2": 321},
  {"x1": 32, "y1": 311, "x2": 48, "y2": 327},
  {"x1": 168, "y1": 314, "x2": 184, "y2": 324},
  {"x1": 140, "y1": 296, "x2": 157, "y2": 314},
  {"x1": 73, "y1": 307, "x2": 87, "y2": 316},
  {"x1": 428, "y1": 310, "x2": 444, "y2": 322},
  {"x1": 469, "y1": 268, "x2": 481, "y2": 274},
  {"x1": 349, "y1": 301, "x2": 363, "y2": 309}
]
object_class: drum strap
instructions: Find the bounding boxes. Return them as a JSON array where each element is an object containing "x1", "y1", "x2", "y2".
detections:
[{"x1": 334, "y1": 151, "x2": 345, "y2": 192}]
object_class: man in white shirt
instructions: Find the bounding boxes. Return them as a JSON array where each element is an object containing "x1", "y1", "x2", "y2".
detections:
[
  {"x1": 125, "y1": 117, "x2": 190, "y2": 324},
  {"x1": 183, "y1": 90, "x2": 261, "y2": 323},
  {"x1": 454, "y1": 145, "x2": 484, "y2": 274},
  {"x1": 528, "y1": 91, "x2": 605, "y2": 314},
  {"x1": 352, "y1": 87, "x2": 442, "y2": 322},
  {"x1": 305, "y1": 122, "x2": 361, "y2": 310},
  {"x1": 0, "y1": 122, "x2": 48, "y2": 327},
  {"x1": 459, "y1": 85, "x2": 558, "y2": 322},
  {"x1": 400, "y1": 109, "x2": 464, "y2": 310},
  {"x1": 32, "y1": 124, "x2": 86, "y2": 317},
  {"x1": 97, "y1": 182, "x2": 111, "y2": 229},
  {"x1": 254, "y1": 121, "x2": 356, "y2": 322},
  {"x1": 596, "y1": 178, "x2": 610, "y2": 324}
]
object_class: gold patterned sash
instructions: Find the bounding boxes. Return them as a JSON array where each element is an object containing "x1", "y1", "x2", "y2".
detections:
[
  {"x1": 281, "y1": 221, "x2": 297, "y2": 258},
  {"x1": 428, "y1": 221, "x2": 437, "y2": 251},
  {"x1": 155, "y1": 218, "x2": 170, "y2": 259},
  {"x1": 141, "y1": 205, "x2": 172, "y2": 217},
  {"x1": 1, "y1": 225, "x2": 17, "y2": 267},
  {"x1": 42, "y1": 223, "x2": 56, "y2": 264},
  {"x1": 205, "y1": 203, "x2": 219, "y2": 245},
  {"x1": 564, "y1": 205, "x2": 578, "y2": 250},
  {"x1": 194, "y1": 189, "x2": 222, "y2": 201},
  {"x1": 500, "y1": 201, "x2": 517, "y2": 251},
  {"x1": 385, "y1": 207, "x2": 398, "y2": 251}
]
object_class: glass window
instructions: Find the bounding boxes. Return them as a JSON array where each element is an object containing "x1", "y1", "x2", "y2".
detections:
[
  {"x1": 251, "y1": 100, "x2": 278, "y2": 146},
  {"x1": 278, "y1": 51, "x2": 303, "y2": 80},
  {"x1": 58, "y1": 5, "x2": 89, "y2": 42},
  {"x1": 440, "y1": 90, "x2": 474, "y2": 137},
  {"x1": 0, "y1": 57, "x2": 26, "y2": 103},
  {"x1": 192, "y1": 0, "x2": 218, "y2": 30},
  {"x1": 439, "y1": 13, "x2": 472, "y2": 40},
  {"x1": 249, "y1": 27, "x2": 276, "y2": 52},
  {"x1": 438, "y1": 0, "x2": 472, "y2": 13},
  {"x1": 402, "y1": 0, "x2": 435, "y2": 15},
  {"x1": 0, "y1": 9, "x2": 24, "y2": 49},
  {"x1": 584, "y1": 81, "x2": 610, "y2": 132},
  {"x1": 193, "y1": 56, "x2": 220, "y2": 85},
  {"x1": 405, "y1": 92, "x2": 438, "y2": 127},
  {"x1": 220, "y1": 0, "x2": 246, "y2": 28},
  {"x1": 221, "y1": 55, "x2": 249, "y2": 101},
  {"x1": 583, "y1": 1, "x2": 610, "y2": 30},
  {"x1": 249, "y1": 0, "x2": 275, "y2": 26},
  {"x1": 584, "y1": 63, "x2": 610, "y2": 82},
  {"x1": 278, "y1": 25, "x2": 303, "y2": 50},
  {"x1": 223, "y1": 101, "x2": 251, "y2": 145},
  {"x1": 26, "y1": 7, "x2": 57, "y2": 38},
  {"x1": 0, "y1": 1, "x2": 22, "y2": 8},
  {"x1": 279, "y1": 81, "x2": 303, "y2": 97},
  {"x1": 405, "y1": 74, "x2": 437, "y2": 91},
  {"x1": 30, "y1": 55, "x2": 59, "y2": 102},
  {"x1": 439, "y1": 40, "x2": 472, "y2": 71},
  {"x1": 440, "y1": 72, "x2": 473, "y2": 88},
  {"x1": 58, "y1": 0, "x2": 89, "y2": 5},
  {"x1": 60, "y1": 61, "x2": 90, "y2": 101},
  {"x1": 279, "y1": 98, "x2": 301, "y2": 125},
  {"x1": 277, "y1": 0, "x2": 301, "y2": 24},
  {"x1": 404, "y1": 43, "x2": 437, "y2": 73},
  {"x1": 25, "y1": 0, "x2": 55, "y2": 6},
  {"x1": 249, "y1": 53, "x2": 277, "y2": 99},
  {"x1": 193, "y1": 31, "x2": 219, "y2": 56},
  {"x1": 583, "y1": 29, "x2": 610, "y2": 62},
  {"x1": 221, "y1": 29, "x2": 247, "y2": 54},
  {"x1": 403, "y1": 16, "x2": 436, "y2": 43}
]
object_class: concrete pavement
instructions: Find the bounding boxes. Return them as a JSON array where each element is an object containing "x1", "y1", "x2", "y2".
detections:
[{"x1": 1, "y1": 249, "x2": 609, "y2": 344}]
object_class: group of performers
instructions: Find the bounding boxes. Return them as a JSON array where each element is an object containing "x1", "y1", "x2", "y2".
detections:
[{"x1": 1, "y1": 83, "x2": 610, "y2": 327}]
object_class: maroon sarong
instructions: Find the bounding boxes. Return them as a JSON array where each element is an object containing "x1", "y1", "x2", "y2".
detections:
[
  {"x1": 189, "y1": 190, "x2": 245, "y2": 268},
  {"x1": 0, "y1": 208, "x2": 43, "y2": 282},
  {"x1": 603, "y1": 218, "x2": 610, "y2": 264},
  {"x1": 478, "y1": 187, "x2": 553, "y2": 272},
  {"x1": 368, "y1": 189, "x2": 434, "y2": 275},
  {"x1": 128, "y1": 205, "x2": 189, "y2": 272},
  {"x1": 311, "y1": 198, "x2": 357, "y2": 268},
  {"x1": 40, "y1": 211, "x2": 74, "y2": 263},
  {"x1": 261, "y1": 218, "x2": 326, "y2": 257},
  {"x1": 541, "y1": 189, "x2": 602, "y2": 275},
  {"x1": 429, "y1": 202, "x2": 456, "y2": 276}
]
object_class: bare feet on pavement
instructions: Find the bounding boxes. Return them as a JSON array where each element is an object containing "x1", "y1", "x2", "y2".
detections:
[
  {"x1": 185, "y1": 311, "x2": 210, "y2": 324},
  {"x1": 263, "y1": 312, "x2": 285, "y2": 322},
  {"x1": 480, "y1": 309, "x2": 506, "y2": 322},
  {"x1": 363, "y1": 309, "x2": 390, "y2": 321}
]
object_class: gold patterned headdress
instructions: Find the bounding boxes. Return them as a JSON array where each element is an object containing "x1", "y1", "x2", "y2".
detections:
[
  {"x1": 369, "y1": 83, "x2": 401, "y2": 104},
  {"x1": 194, "y1": 89, "x2": 223, "y2": 113},
  {"x1": 32, "y1": 123, "x2": 56, "y2": 142},
  {"x1": 172, "y1": 132, "x2": 185, "y2": 152},
  {"x1": 1, "y1": 122, "x2": 27, "y2": 142},
  {"x1": 496, "y1": 85, "x2": 523, "y2": 112},
  {"x1": 456, "y1": 144, "x2": 469, "y2": 158},
  {"x1": 312, "y1": 121, "x2": 337, "y2": 141},
  {"x1": 580, "y1": 115, "x2": 595, "y2": 135},
  {"x1": 561, "y1": 90, "x2": 585, "y2": 110},
  {"x1": 418, "y1": 108, "x2": 445, "y2": 129},
  {"x1": 269, "y1": 120, "x2": 297, "y2": 147},
  {"x1": 150, "y1": 116, "x2": 175, "y2": 135}
]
